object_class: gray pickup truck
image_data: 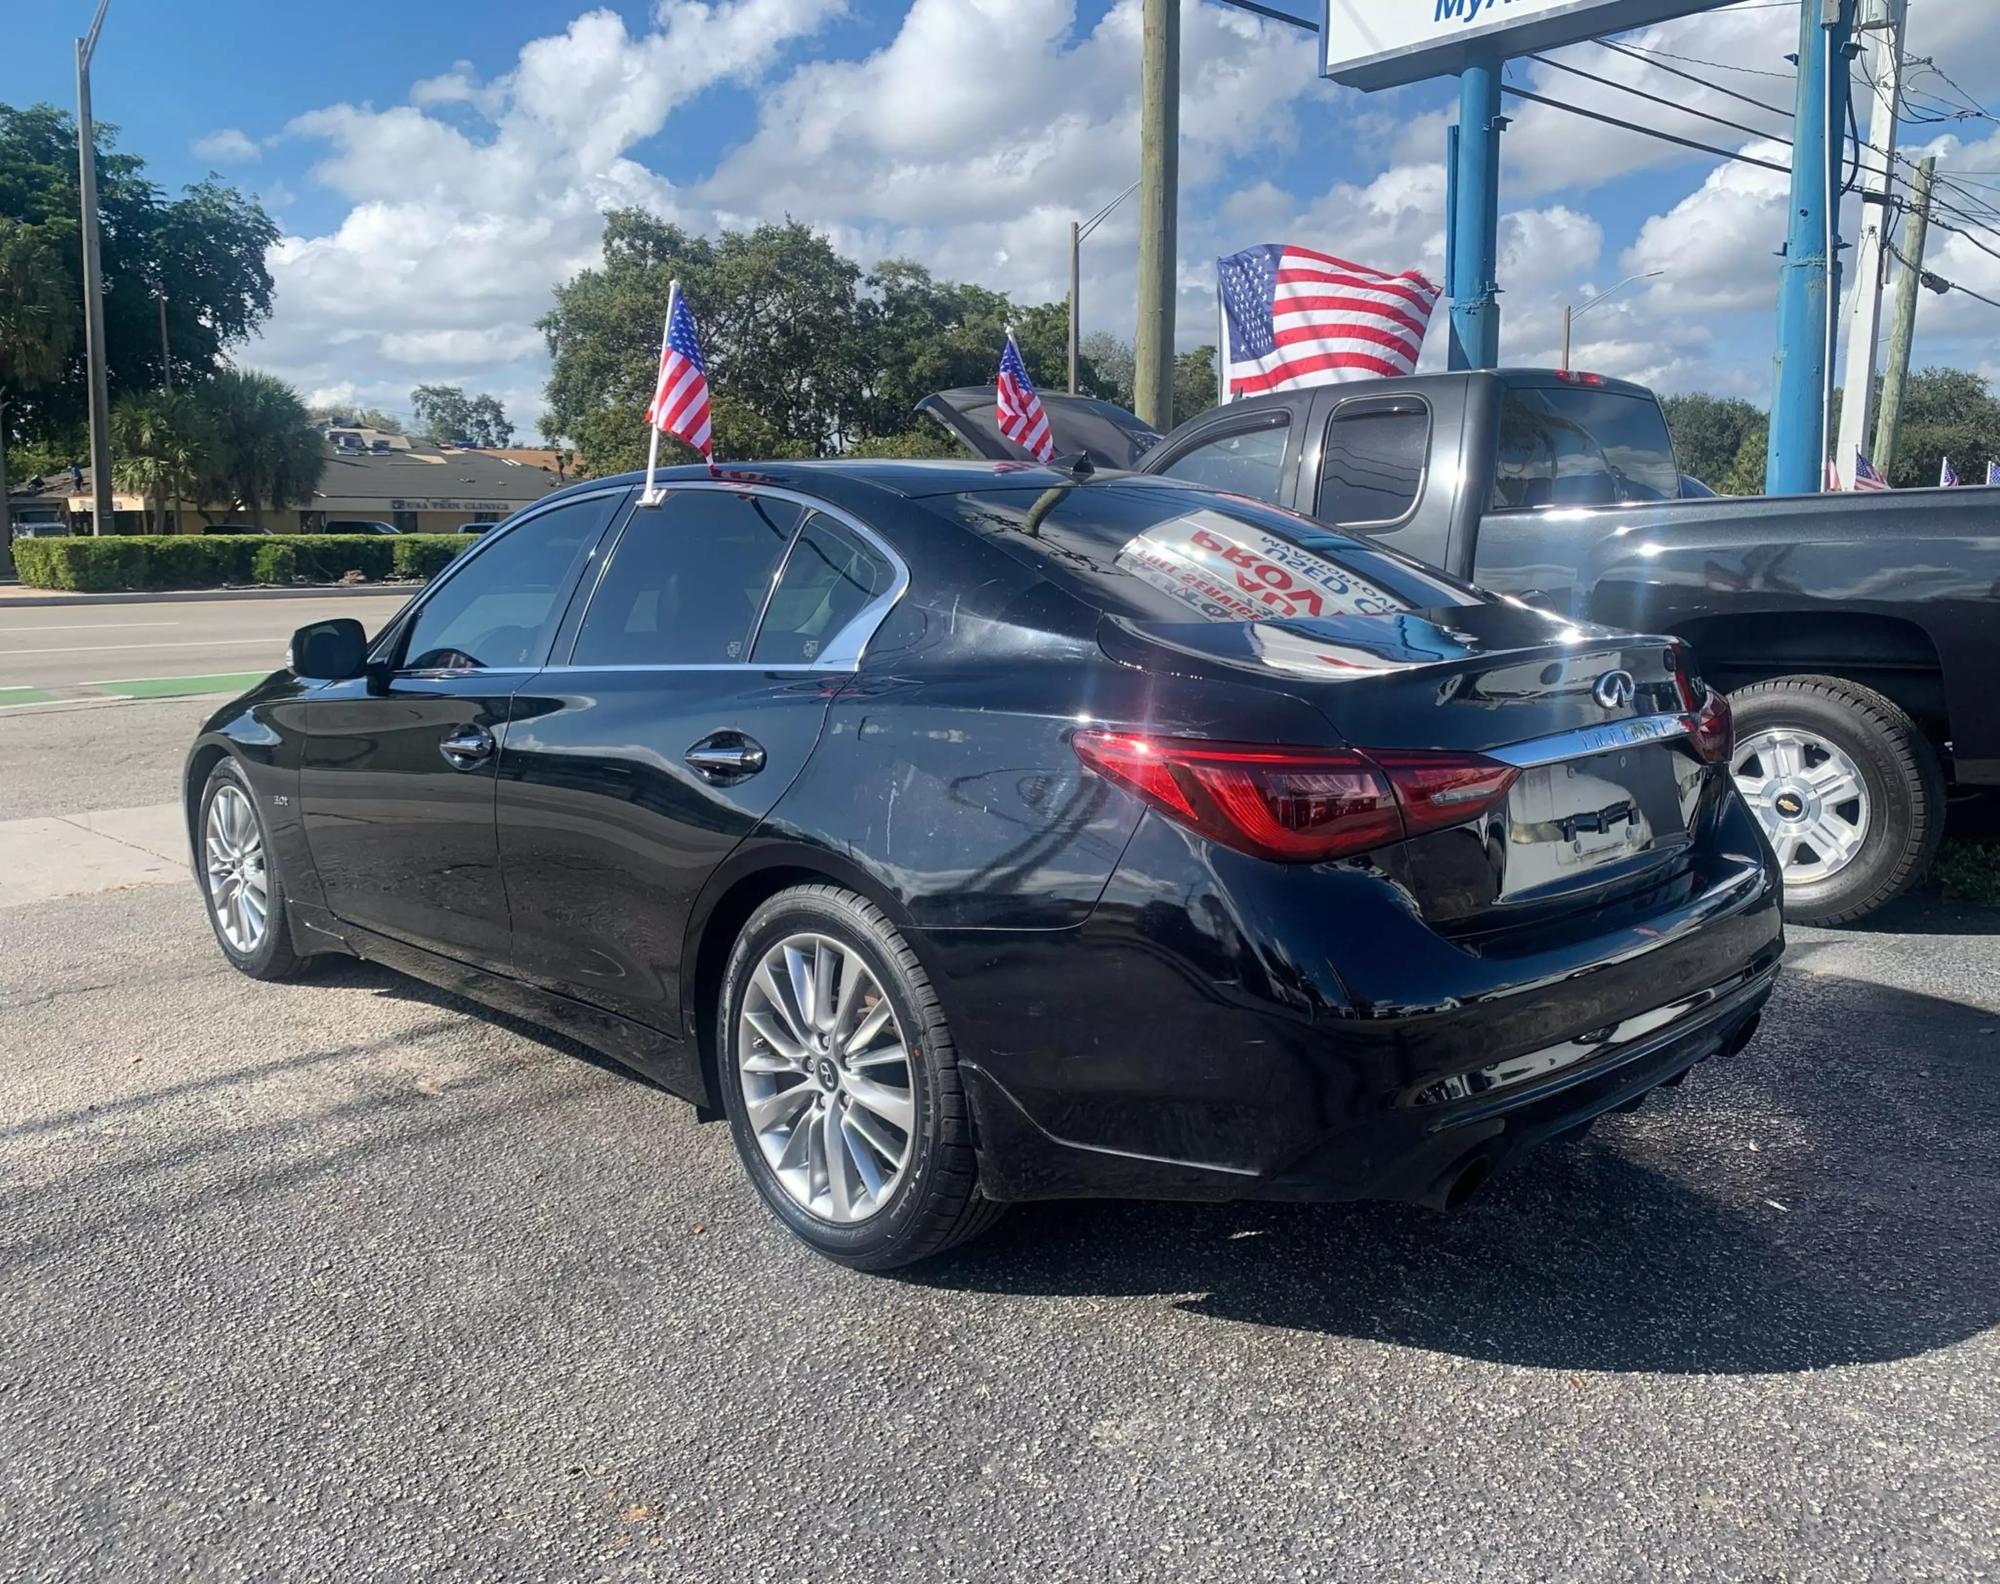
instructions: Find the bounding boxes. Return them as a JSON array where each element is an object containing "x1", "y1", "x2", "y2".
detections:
[{"x1": 923, "y1": 370, "x2": 2000, "y2": 925}]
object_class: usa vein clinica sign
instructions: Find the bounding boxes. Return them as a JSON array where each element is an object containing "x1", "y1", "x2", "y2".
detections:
[{"x1": 1322, "y1": 0, "x2": 1732, "y2": 89}]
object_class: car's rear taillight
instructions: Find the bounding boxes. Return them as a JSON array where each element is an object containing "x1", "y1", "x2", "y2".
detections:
[
  {"x1": 1071, "y1": 731, "x2": 1518, "y2": 862},
  {"x1": 1688, "y1": 687, "x2": 1733, "y2": 764}
]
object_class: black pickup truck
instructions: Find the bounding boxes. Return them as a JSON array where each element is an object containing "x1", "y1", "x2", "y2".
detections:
[{"x1": 922, "y1": 370, "x2": 2000, "y2": 925}]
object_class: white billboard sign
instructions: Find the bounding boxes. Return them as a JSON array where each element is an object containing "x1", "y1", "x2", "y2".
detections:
[{"x1": 1323, "y1": 0, "x2": 1733, "y2": 90}]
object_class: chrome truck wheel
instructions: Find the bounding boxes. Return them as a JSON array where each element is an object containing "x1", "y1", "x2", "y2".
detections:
[{"x1": 1732, "y1": 727, "x2": 1871, "y2": 886}]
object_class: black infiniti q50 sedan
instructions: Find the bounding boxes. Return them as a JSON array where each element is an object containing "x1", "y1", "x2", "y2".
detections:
[{"x1": 185, "y1": 459, "x2": 1783, "y2": 1269}]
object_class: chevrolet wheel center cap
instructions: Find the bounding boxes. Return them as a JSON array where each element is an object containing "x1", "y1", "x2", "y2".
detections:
[{"x1": 1775, "y1": 790, "x2": 1805, "y2": 820}]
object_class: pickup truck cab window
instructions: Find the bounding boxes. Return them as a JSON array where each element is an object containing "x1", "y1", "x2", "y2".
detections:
[
  {"x1": 1316, "y1": 397, "x2": 1429, "y2": 529},
  {"x1": 1154, "y1": 418, "x2": 1291, "y2": 505},
  {"x1": 1491, "y1": 385, "x2": 1681, "y2": 510}
]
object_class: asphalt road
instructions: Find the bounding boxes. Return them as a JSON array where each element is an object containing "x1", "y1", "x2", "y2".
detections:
[
  {"x1": 2, "y1": 699, "x2": 1996, "y2": 1581},
  {"x1": 0, "y1": 591, "x2": 411, "y2": 694}
]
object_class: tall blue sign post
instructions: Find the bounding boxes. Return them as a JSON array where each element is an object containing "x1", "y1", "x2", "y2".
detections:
[
  {"x1": 1766, "y1": 0, "x2": 1855, "y2": 494},
  {"x1": 1325, "y1": 0, "x2": 1842, "y2": 494}
]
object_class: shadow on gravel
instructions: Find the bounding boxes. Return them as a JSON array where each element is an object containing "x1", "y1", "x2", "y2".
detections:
[
  {"x1": 1825, "y1": 893, "x2": 2000, "y2": 937},
  {"x1": 908, "y1": 972, "x2": 2000, "y2": 1376}
]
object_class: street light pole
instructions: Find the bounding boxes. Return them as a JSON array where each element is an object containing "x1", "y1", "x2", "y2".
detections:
[
  {"x1": 1560, "y1": 271, "x2": 1664, "y2": 371},
  {"x1": 75, "y1": 0, "x2": 113, "y2": 536},
  {"x1": 1066, "y1": 180, "x2": 1140, "y2": 395}
]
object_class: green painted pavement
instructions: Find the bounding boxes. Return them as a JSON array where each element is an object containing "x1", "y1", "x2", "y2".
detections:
[
  {"x1": 84, "y1": 672, "x2": 271, "y2": 700},
  {"x1": 0, "y1": 686, "x2": 60, "y2": 707}
]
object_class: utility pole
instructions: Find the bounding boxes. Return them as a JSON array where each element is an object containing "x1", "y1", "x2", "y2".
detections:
[
  {"x1": 156, "y1": 289, "x2": 172, "y2": 391},
  {"x1": 1066, "y1": 181, "x2": 1138, "y2": 396},
  {"x1": 1068, "y1": 221, "x2": 1081, "y2": 394},
  {"x1": 1133, "y1": 0, "x2": 1179, "y2": 430},
  {"x1": 75, "y1": 0, "x2": 114, "y2": 535},
  {"x1": 1766, "y1": 0, "x2": 1855, "y2": 495},
  {"x1": 1836, "y1": 0, "x2": 1907, "y2": 479},
  {"x1": 1446, "y1": 61, "x2": 1505, "y2": 370},
  {"x1": 1873, "y1": 154, "x2": 1936, "y2": 475}
]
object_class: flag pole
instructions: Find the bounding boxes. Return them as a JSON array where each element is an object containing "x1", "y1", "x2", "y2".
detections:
[
  {"x1": 640, "y1": 278, "x2": 679, "y2": 507},
  {"x1": 1215, "y1": 271, "x2": 1228, "y2": 406}
]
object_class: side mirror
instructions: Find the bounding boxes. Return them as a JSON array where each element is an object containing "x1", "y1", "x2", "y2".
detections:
[{"x1": 290, "y1": 618, "x2": 368, "y2": 680}]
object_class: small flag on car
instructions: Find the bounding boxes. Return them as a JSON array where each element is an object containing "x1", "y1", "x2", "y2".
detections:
[
  {"x1": 995, "y1": 334, "x2": 1055, "y2": 463},
  {"x1": 1989, "y1": 460, "x2": 2000, "y2": 486},
  {"x1": 1942, "y1": 455, "x2": 1960, "y2": 487},
  {"x1": 1217, "y1": 242, "x2": 1440, "y2": 401},
  {"x1": 1852, "y1": 450, "x2": 1891, "y2": 491},
  {"x1": 641, "y1": 280, "x2": 714, "y2": 502}
]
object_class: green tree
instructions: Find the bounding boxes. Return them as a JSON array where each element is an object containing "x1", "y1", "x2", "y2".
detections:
[
  {"x1": 1172, "y1": 346, "x2": 1218, "y2": 428},
  {"x1": 411, "y1": 384, "x2": 515, "y2": 447},
  {"x1": 0, "y1": 103, "x2": 278, "y2": 441},
  {"x1": 1081, "y1": 331, "x2": 1135, "y2": 411},
  {"x1": 1888, "y1": 366, "x2": 2000, "y2": 488},
  {"x1": 0, "y1": 217, "x2": 74, "y2": 543},
  {"x1": 541, "y1": 211, "x2": 1102, "y2": 468},
  {"x1": 111, "y1": 388, "x2": 214, "y2": 532},
  {"x1": 198, "y1": 369, "x2": 320, "y2": 528},
  {"x1": 1656, "y1": 390, "x2": 1768, "y2": 488}
]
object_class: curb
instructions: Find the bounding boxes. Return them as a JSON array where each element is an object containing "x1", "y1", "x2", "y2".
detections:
[{"x1": 0, "y1": 583, "x2": 418, "y2": 609}]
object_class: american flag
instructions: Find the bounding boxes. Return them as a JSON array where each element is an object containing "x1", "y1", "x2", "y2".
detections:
[
  {"x1": 1941, "y1": 455, "x2": 1960, "y2": 487},
  {"x1": 1217, "y1": 243, "x2": 1440, "y2": 400},
  {"x1": 1852, "y1": 450, "x2": 1891, "y2": 491},
  {"x1": 646, "y1": 291, "x2": 712, "y2": 462},
  {"x1": 1988, "y1": 460, "x2": 2000, "y2": 486},
  {"x1": 995, "y1": 335, "x2": 1054, "y2": 462}
]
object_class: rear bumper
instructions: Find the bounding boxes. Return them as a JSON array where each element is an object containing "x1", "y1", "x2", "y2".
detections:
[{"x1": 923, "y1": 785, "x2": 1785, "y2": 1206}]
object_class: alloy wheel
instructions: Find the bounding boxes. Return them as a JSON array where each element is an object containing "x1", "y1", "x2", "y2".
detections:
[
  {"x1": 736, "y1": 932, "x2": 915, "y2": 1224},
  {"x1": 204, "y1": 783, "x2": 270, "y2": 954},
  {"x1": 1731, "y1": 726, "x2": 1872, "y2": 886}
]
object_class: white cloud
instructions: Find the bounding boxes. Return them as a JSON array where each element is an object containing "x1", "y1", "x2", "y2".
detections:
[
  {"x1": 192, "y1": 128, "x2": 260, "y2": 164},
  {"x1": 246, "y1": 0, "x2": 844, "y2": 427}
]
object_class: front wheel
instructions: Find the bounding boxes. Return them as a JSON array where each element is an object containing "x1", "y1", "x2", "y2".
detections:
[
  {"x1": 1728, "y1": 675, "x2": 1945, "y2": 926},
  {"x1": 198, "y1": 760, "x2": 305, "y2": 979},
  {"x1": 718, "y1": 885, "x2": 1003, "y2": 1270}
]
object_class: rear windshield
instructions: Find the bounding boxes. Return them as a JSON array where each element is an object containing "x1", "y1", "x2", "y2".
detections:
[
  {"x1": 1492, "y1": 385, "x2": 1681, "y2": 509},
  {"x1": 925, "y1": 481, "x2": 1477, "y2": 624}
]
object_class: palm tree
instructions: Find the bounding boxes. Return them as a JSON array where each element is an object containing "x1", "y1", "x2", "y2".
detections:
[
  {"x1": 112, "y1": 390, "x2": 215, "y2": 533},
  {"x1": 0, "y1": 220, "x2": 77, "y2": 547},
  {"x1": 198, "y1": 369, "x2": 321, "y2": 529}
]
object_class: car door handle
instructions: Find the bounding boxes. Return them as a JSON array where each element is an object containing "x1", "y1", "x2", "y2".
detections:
[
  {"x1": 439, "y1": 724, "x2": 495, "y2": 769},
  {"x1": 685, "y1": 733, "x2": 767, "y2": 782}
]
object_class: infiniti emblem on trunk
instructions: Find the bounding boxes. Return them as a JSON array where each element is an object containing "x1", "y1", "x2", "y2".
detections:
[{"x1": 1592, "y1": 669, "x2": 1637, "y2": 709}]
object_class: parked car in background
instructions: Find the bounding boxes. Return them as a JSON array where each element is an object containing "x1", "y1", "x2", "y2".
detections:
[
  {"x1": 931, "y1": 370, "x2": 2000, "y2": 925},
  {"x1": 313, "y1": 519, "x2": 400, "y2": 535},
  {"x1": 186, "y1": 459, "x2": 1779, "y2": 1269},
  {"x1": 454, "y1": 521, "x2": 495, "y2": 535}
]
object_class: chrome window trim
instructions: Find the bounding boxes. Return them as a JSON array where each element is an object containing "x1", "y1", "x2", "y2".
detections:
[
  {"x1": 368, "y1": 483, "x2": 637, "y2": 674},
  {"x1": 1487, "y1": 712, "x2": 1692, "y2": 770},
  {"x1": 1318, "y1": 393, "x2": 1431, "y2": 532},
  {"x1": 568, "y1": 480, "x2": 911, "y2": 674}
]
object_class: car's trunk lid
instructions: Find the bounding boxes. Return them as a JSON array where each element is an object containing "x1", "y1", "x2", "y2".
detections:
[{"x1": 1098, "y1": 605, "x2": 1708, "y2": 915}]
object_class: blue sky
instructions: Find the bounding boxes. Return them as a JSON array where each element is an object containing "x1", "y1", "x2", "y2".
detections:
[{"x1": 6, "y1": 0, "x2": 1999, "y2": 436}]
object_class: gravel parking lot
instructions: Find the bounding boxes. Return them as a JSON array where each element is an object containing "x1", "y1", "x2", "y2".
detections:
[{"x1": 2, "y1": 696, "x2": 1996, "y2": 1581}]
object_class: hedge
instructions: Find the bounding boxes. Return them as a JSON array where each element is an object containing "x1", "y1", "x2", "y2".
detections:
[{"x1": 10, "y1": 533, "x2": 475, "y2": 593}]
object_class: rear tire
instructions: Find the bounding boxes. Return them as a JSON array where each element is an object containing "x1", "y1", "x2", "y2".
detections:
[
  {"x1": 718, "y1": 885, "x2": 1004, "y2": 1270},
  {"x1": 1728, "y1": 675, "x2": 1944, "y2": 926}
]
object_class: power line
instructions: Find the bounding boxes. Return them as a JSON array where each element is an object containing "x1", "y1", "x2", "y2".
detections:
[
  {"x1": 1605, "y1": 38, "x2": 1797, "y2": 88},
  {"x1": 1593, "y1": 38, "x2": 1796, "y2": 119},
  {"x1": 1527, "y1": 51, "x2": 1793, "y2": 146},
  {"x1": 1888, "y1": 240, "x2": 2000, "y2": 312},
  {"x1": 1498, "y1": 84, "x2": 1792, "y2": 173}
]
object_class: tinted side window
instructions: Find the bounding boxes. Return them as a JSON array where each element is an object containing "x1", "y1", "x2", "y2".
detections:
[
  {"x1": 1491, "y1": 387, "x2": 1681, "y2": 510},
  {"x1": 1156, "y1": 421, "x2": 1290, "y2": 504},
  {"x1": 1316, "y1": 402, "x2": 1428, "y2": 527},
  {"x1": 753, "y1": 515, "x2": 892, "y2": 666},
  {"x1": 399, "y1": 493, "x2": 619, "y2": 670},
  {"x1": 572, "y1": 491, "x2": 803, "y2": 666}
]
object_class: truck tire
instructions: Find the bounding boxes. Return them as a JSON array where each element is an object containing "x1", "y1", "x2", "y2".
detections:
[{"x1": 1728, "y1": 675, "x2": 1944, "y2": 927}]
